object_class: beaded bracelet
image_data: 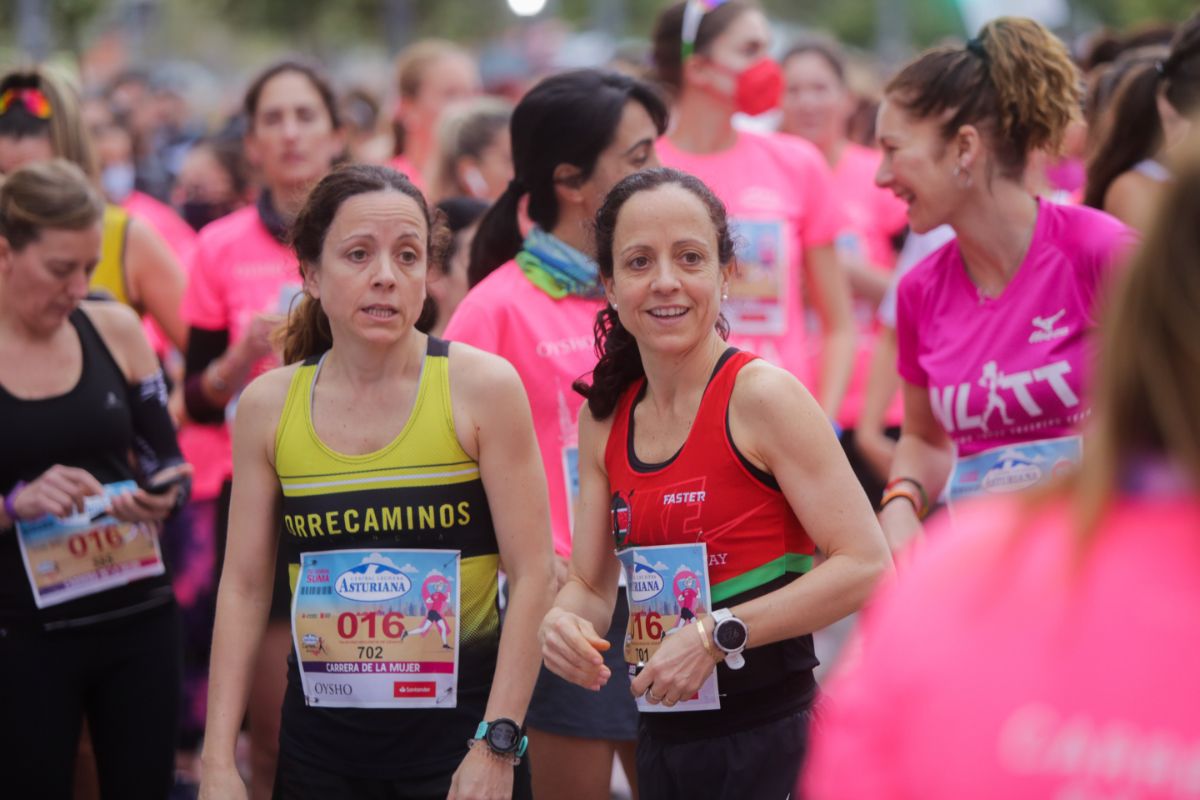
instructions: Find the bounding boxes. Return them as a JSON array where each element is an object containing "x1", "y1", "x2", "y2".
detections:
[{"x1": 879, "y1": 487, "x2": 926, "y2": 519}]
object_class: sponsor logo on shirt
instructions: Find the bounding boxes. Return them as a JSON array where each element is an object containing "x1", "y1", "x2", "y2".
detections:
[{"x1": 1029, "y1": 309, "x2": 1070, "y2": 343}]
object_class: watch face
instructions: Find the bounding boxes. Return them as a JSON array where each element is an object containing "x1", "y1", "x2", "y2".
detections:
[
  {"x1": 486, "y1": 719, "x2": 520, "y2": 753},
  {"x1": 715, "y1": 619, "x2": 747, "y2": 651}
]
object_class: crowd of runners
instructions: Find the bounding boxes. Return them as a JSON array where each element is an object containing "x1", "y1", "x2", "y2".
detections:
[{"x1": 2, "y1": 1, "x2": 1199, "y2": 798}]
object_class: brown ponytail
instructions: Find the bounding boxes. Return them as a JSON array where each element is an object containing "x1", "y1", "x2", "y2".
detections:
[{"x1": 886, "y1": 17, "x2": 1080, "y2": 178}]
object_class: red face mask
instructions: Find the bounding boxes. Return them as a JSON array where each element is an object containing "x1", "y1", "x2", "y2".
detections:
[{"x1": 731, "y1": 57, "x2": 784, "y2": 116}]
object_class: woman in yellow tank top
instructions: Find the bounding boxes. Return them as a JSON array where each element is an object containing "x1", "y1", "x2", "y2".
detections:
[
  {"x1": 0, "y1": 69, "x2": 187, "y2": 349},
  {"x1": 201, "y1": 164, "x2": 554, "y2": 800}
]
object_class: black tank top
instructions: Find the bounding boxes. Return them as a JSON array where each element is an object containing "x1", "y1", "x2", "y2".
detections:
[{"x1": 0, "y1": 309, "x2": 173, "y2": 631}]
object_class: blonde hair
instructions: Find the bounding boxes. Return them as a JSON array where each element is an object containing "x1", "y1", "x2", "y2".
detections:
[
  {"x1": 0, "y1": 158, "x2": 104, "y2": 251},
  {"x1": 886, "y1": 17, "x2": 1080, "y2": 178},
  {"x1": 1074, "y1": 136, "x2": 1200, "y2": 533}
]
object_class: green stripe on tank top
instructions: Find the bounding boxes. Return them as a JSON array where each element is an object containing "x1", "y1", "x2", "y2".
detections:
[{"x1": 710, "y1": 553, "x2": 814, "y2": 604}]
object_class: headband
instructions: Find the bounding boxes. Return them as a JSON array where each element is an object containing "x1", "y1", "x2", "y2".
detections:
[
  {"x1": 681, "y1": 0, "x2": 729, "y2": 59},
  {"x1": 0, "y1": 88, "x2": 52, "y2": 119},
  {"x1": 965, "y1": 36, "x2": 989, "y2": 62}
]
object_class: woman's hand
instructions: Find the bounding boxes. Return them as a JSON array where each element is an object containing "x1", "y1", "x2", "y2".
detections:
[
  {"x1": 9, "y1": 465, "x2": 104, "y2": 519},
  {"x1": 447, "y1": 745, "x2": 515, "y2": 800},
  {"x1": 539, "y1": 606, "x2": 611, "y2": 691},
  {"x1": 109, "y1": 463, "x2": 194, "y2": 523},
  {"x1": 198, "y1": 761, "x2": 248, "y2": 800},
  {"x1": 629, "y1": 619, "x2": 719, "y2": 707}
]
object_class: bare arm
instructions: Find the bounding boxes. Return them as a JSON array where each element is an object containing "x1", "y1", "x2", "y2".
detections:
[
  {"x1": 199, "y1": 370, "x2": 289, "y2": 798},
  {"x1": 124, "y1": 218, "x2": 188, "y2": 351},
  {"x1": 539, "y1": 406, "x2": 624, "y2": 691},
  {"x1": 450, "y1": 346, "x2": 555, "y2": 724},
  {"x1": 878, "y1": 380, "x2": 955, "y2": 556},
  {"x1": 806, "y1": 244, "x2": 856, "y2": 418},
  {"x1": 447, "y1": 345, "x2": 554, "y2": 799},
  {"x1": 1104, "y1": 172, "x2": 1159, "y2": 235},
  {"x1": 629, "y1": 363, "x2": 891, "y2": 704}
]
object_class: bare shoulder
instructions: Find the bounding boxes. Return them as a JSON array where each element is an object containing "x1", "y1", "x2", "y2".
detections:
[
  {"x1": 78, "y1": 300, "x2": 155, "y2": 378},
  {"x1": 731, "y1": 358, "x2": 815, "y2": 415},
  {"x1": 239, "y1": 363, "x2": 299, "y2": 421},
  {"x1": 1104, "y1": 171, "x2": 1157, "y2": 228},
  {"x1": 446, "y1": 340, "x2": 523, "y2": 398}
]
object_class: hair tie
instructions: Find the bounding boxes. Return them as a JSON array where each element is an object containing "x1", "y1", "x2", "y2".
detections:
[{"x1": 965, "y1": 36, "x2": 989, "y2": 62}]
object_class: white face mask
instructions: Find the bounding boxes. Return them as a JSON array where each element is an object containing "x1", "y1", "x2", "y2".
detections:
[
  {"x1": 101, "y1": 163, "x2": 136, "y2": 203},
  {"x1": 462, "y1": 165, "x2": 488, "y2": 199}
]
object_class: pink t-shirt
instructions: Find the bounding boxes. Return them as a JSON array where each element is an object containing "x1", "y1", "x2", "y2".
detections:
[
  {"x1": 658, "y1": 131, "x2": 842, "y2": 385},
  {"x1": 896, "y1": 200, "x2": 1132, "y2": 457},
  {"x1": 815, "y1": 143, "x2": 909, "y2": 427},
  {"x1": 182, "y1": 205, "x2": 301, "y2": 499},
  {"x1": 444, "y1": 261, "x2": 601, "y2": 557},
  {"x1": 123, "y1": 190, "x2": 198, "y2": 263},
  {"x1": 121, "y1": 192, "x2": 197, "y2": 358},
  {"x1": 804, "y1": 493, "x2": 1200, "y2": 800},
  {"x1": 388, "y1": 154, "x2": 425, "y2": 192}
]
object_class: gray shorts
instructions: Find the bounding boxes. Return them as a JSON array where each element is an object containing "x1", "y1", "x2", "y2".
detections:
[{"x1": 525, "y1": 592, "x2": 639, "y2": 741}]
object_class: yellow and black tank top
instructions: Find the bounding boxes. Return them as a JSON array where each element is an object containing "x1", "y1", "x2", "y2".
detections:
[
  {"x1": 89, "y1": 205, "x2": 131, "y2": 306},
  {"x1": 274, "y1": 336, "x2": 502, "y2": 778}
]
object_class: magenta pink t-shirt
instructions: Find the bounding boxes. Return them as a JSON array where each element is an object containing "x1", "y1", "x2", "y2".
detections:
[
  {"x1": 658, "y1": 131, "x2": 842, "y2": 385},
  {"x1": 444, "y1": 261, "x2": 601, "y2": 557},
  {"x1": 805, "y1": 493, "x2": 1200, "y2": 800},
  {"x1": 182, "y1": 205, "x2": 301, "y2": 500},
  {"x1": 896, "y1": 200, "x2": 1132, "y2": 457},
  {"x1": 812, "y1": 143, "x2": 910, "y2": 427}
]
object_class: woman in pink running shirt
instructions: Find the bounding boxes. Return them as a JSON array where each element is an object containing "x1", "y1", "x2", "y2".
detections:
[
  {"x1": 649, "y1": 1, "x2": 856, "y2": 420},
  {"x1": 805, "y1": 140, "x2": 1200, "y2": 800},
  {"x1": 874, "y1": 18, "x2": 1134, "y2": 554},
  {"x1": 182, "y1": 60, "x2": 344, "y2": 800},
  {"x1": 446, "y1": 68, "x2": 668, "y2": 800}
]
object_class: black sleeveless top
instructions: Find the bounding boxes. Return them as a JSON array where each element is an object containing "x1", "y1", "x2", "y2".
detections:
[{"x1": 0, "y1": 309, "x2": 173, "y2": 632}]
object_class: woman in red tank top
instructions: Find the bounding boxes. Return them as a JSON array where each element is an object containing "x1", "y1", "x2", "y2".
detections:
[{"x1": 539, "y1": 167, "x2": 891, "y2": 798}]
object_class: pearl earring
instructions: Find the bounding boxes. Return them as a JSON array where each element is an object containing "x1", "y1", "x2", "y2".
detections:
[{"x1": 611, "y1": 301, "x2": 618, "y2": 310}]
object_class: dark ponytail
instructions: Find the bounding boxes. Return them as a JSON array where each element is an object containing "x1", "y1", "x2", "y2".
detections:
[
  {"x1": 467, "y1": 69, "x2": 668, "y2": 288},
  {"x1": 574, "y1": 168, "x2": 734, "y2": 420},
  {"x1": 282, "y1": 163, "x2": 449, "y2": 364}
]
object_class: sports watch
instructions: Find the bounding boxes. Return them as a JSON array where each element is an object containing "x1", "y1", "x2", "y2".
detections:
[
  {"x1": 474, "y1": 718, "x2": 528, "y2": 761},
  {"x1": 711, "y1": 608, "x2": 748, "y2": 670}
]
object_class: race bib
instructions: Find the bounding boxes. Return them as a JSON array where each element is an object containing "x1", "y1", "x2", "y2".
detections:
[
  {"x1": 617, "y1": 543, "x2": 720, "y2": 713},
  {"x1": 726, "y1": 218, "x2": 789, "y2": 337},
  {"x1": 291, "y1": 549, "x2": 460, "y2": 709},
  {"x1": 16, "y1": 480, "x2": 165, "y2": 609},
  {"x1": 949, "y1": 436, "x2": 1083, "y2": 507}
]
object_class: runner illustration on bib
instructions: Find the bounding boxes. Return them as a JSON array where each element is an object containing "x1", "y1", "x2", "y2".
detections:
[
  {"x1": 402, "y1": 571, "x2": 454, "y2": 649},
  {"x1": 668, "y1": 567, "x2": 701, "y2": 635}
]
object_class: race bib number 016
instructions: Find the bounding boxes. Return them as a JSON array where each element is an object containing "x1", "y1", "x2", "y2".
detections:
[
  {"x1": 291, "y1": 549, "x2": 460, "y2": 709},
  {"x1": 617, "y1": 543, "x2": 720, "y2": 713},
  {"x1": 16, "y1": 480, "x2": 165, "y2": 609}
]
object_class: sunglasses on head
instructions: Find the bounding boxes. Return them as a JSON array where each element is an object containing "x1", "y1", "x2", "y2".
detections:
[{"x1": 0, "y1": 88, "x2": 53, "y2": 120}]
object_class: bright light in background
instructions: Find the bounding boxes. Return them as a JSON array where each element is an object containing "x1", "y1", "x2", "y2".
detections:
[{"x1": 507, "y1": 0, "x2": 547, "y2": 16}]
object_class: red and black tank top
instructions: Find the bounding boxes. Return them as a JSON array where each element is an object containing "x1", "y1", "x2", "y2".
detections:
[{"x1": 605, "y1": 348, "x2": 818, "y2": 737}]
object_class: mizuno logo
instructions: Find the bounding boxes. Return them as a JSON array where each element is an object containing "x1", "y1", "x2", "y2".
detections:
[{"x1": 1029, "y1": 309, "x2": 1069, "y2": 343}]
